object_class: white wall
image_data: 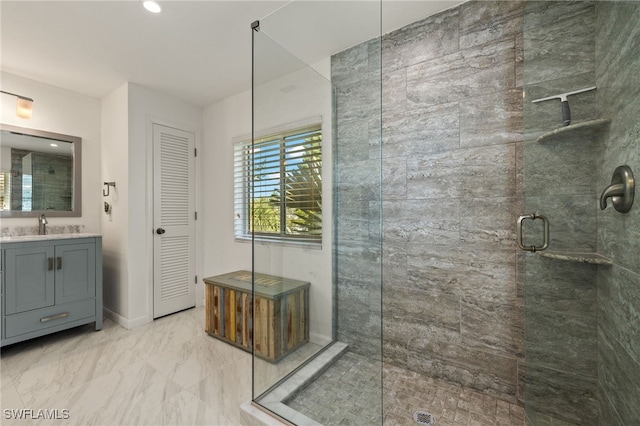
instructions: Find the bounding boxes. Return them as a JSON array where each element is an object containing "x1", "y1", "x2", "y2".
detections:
[
  {"x1": 101, "y1": 83, "x2": 129, "y2": 320},
  {"x1": 101, "y1": 83, "x2": 202, "y2": 328},
  {"x1": 202, "y1": 66, "x2": 333, "y2": 344},
  {"x1": 0, "y1": 72, "x2": 102, "y2": 232}
]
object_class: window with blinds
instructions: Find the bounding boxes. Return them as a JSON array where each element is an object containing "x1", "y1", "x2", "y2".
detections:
[{"x1": 234, "y1": 125, "x2": 322, "y2": 245}]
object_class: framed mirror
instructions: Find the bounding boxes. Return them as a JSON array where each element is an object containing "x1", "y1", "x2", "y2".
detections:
[{"x1": 0, "y1": 124, "x2": 81, "y2": 217}]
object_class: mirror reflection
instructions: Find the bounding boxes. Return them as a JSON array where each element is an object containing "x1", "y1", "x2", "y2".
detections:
[{"x1": 0, "y1": 124, "x2": 81, "y2": 217}]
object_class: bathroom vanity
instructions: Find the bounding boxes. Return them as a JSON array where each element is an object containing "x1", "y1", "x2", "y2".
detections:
[{"x1": 0, "y1": 233, "x2": 102, "y2": 347}]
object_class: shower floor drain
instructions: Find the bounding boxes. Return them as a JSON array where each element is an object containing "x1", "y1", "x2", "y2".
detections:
[{"x1": 413, "y1": 410, "x2": 435, "y2": 425}]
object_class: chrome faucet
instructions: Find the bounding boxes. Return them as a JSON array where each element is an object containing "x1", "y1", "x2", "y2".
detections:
[{"x1": 38, "y1": 214, "x2": 48, "y2": 235}]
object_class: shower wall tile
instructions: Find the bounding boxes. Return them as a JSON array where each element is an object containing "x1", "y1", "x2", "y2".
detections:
[
  {"x1": 515, "y1": 141, "x2": 525, "y2": 197},
  {"x1": 334, "y1": 0, "x2": 526, "y2": 405},
  {"x1": 407, "y1": 144, "x2": 516, "y2": 198},
  {"x1": 382, "y1": 102, "x2": 460, "y2": 158},
  {"x1": 383, "y1": 314, "x2": 462, "y2": 352},
  {"x1": 515, "y1": 251, "x2": 525, "y2": 307},
  {"x1": 382, "y1": 199, "x2": 460, "y2": 246},
  {"x1": 335, "y1": 81, "x2": 379, "y2": 124},
  {"x1": 459, "y1": 0, "x2": 524, "y2": 50},
  {"x1": 598, "y1": 384, "x2": 625, "y2": 426},
  {"x1": 523, "y1": 362, "x2": 598, "y2": 425},
  {"x1": 406, "y1": 244, "x2": 516, "y2": 304},
  {"x1": 382, "y1": 338, "x2": 407, "y2": 367},
  {"x1": 523, "y1": 1, "x2": 595, "y2": 85},
  {"x1": 382, "y1": 7, "x2": 459, "y2": 72},
  {"x1": 525, "y1": 307, "x2": 597, "y2": 378},
  {"x1": 597, "y1": 266, "x2": 640, "y2": 364},
  {"x1": 367, "y1": 116, "x2": 383, "y2": 160},
  {"x1": 383, "y1": 286, "x2": 460, "y2": 332},
  {"x1": 382, "y1": 69, "x2": 407, "y2": 115},
  {"x1": 406, "y1": 338, "x2": 518, "y2": 403},
  {"x1": 336, "y1": 279, "x2": 381, "y2": 357},
  {"x1": 597, "y1": 326, "x2": 640, "y2": 425},
  {"x1": 335, "y1": 241, "x2": 381, "y2": 284},
  {"x1": 524, "y1": 195, "x2": 597, "y2": 253},
  {"x1": 381, "y1": 157, "x2": 406, "y2": 200},
  {"x1": 335, "y1": 119, "x2": 371, "y2": 163},
  {"x1": 331, "y1": 42, "x2": 369, "y2": 88},
  {"x1": 335, "y1": 200, "x2": 372, "y2": 243},
  {"x1": 524, "y1": 255, "x2": 597, "y2": 316},
  {"x1": 406, "y1": 39, "x2": 516, "y2": 109},
  {"x1": 460, "y1": 299, "x2": 524, "y2": 360},
  {"x1": 459, "y1": 196, "x2": 523, "y2": 248},
  {"x1": 406, "y1": 143, "x2": 516, "y2": 199},
  {"x1": 515, "y1": 32, "x2": 524, "y2": 89},
  {"x1": 523, "y1": 131, "x2": 599, "y2": 197},
  {"x1": 335, "y1": 158, "x2": 380, "y2": 202},
  {"x1": 595, "y1": 2, "x2": 640, "y2": 89},
  {"x1": 460, "y1": 88, "x2": 523, "y2": 149}
]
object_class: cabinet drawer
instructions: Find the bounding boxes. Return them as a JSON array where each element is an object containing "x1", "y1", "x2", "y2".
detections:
[{"x1": 5, "y1": 298, "x2": 95, "y2": 338}]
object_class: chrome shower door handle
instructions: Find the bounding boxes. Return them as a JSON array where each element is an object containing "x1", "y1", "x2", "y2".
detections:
[{"x1": 517, "y1": 213, "x2": 549, "y2": 252}]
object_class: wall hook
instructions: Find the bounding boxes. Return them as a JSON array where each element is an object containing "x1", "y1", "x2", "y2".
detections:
[{"x1": 103, "y1": 181, "x2": 116, "y2": 197}]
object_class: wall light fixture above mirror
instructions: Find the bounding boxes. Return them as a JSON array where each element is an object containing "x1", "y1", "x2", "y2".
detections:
[
  {"x1": 0, "y1": 124, "x2": 81, "y2": 217},
  {"x1": 0, "y1": 90, "x2": 34, "y2": 119}
]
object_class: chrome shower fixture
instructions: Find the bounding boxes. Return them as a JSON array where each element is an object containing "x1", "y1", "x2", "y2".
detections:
[{"x1": 532, "y1": 86, "x2": 596, "y2": 126}]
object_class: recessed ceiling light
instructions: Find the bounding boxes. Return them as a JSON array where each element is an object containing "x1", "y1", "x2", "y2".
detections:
[
  {"x1": 50, "y1": 143, "x2": 58, "y2": 147},
  {"x1": 143, "y1": 1, "x2": 161, "y2": 14}
]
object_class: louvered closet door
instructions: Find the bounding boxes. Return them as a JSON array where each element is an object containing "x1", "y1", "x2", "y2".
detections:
[{"x1": 153, "y1": 124, "x2": 196, "y2": 318}]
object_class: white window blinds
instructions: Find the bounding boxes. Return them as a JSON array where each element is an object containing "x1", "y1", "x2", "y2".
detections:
[{"x1": 234, "y1": 125, "x2": 322, "y2": 244}]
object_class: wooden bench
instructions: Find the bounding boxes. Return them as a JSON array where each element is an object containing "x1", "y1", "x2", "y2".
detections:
[{"x1": 203, "y1": 270, "x2": 310, "y2": 363}]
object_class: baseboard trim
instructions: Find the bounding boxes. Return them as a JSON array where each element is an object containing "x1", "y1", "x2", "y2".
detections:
[{"x1": 103, "y1": 307, "x2": 151, "y2": 330}]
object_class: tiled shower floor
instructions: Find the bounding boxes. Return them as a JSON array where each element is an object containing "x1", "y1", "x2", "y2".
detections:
[{"x1": 287, "y1": 351, "x2": 525, "y2": 426}]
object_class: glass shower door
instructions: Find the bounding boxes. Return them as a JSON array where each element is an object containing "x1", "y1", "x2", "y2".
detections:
[
  {"x1": 250, "y1": 2, "x2": 383, "y2": 424},
  {"x1": 522, "y1": 1, "x2": 640, "y2": 425}
]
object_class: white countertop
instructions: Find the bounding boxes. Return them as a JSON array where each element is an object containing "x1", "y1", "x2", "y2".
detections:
[{"x1": 0, "y1": 233, "x2": 101, "y2": 243}]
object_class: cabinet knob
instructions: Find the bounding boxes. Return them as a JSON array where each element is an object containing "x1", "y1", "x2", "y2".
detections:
[{"x1": 156, "y1": 228, "x2": 166, "y2": 235}]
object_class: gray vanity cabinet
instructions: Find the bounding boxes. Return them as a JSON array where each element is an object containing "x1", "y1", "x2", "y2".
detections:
[
  {"x1": 4, "y1": 245, "x2": 56, "y2": 314},
  {"x1": 1, "y1": 236, "x2": 102, "y2": 346}
]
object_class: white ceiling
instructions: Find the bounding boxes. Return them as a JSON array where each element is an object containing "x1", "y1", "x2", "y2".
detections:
[{"x1": 1, "y1": 1, "x2": 463, "y2": 108}]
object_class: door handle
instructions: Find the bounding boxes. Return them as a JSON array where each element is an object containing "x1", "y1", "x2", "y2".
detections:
[
  {"x1": 516, "y1": 213, "x2": 549, "y2": 252},
  {"x1": 48, "y1": 257, "x2": 54, "y2": 271},
  {"x1": 57, "y1": 256, "x2": 62, "y2": 270},
  {"x1": 156, "y1": 228, "x2": 166, "y2": 235}
]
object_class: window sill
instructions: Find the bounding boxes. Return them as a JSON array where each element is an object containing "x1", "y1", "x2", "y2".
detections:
[{"x1": 235, "y1": 235, "x2": 322, "y2": 250}]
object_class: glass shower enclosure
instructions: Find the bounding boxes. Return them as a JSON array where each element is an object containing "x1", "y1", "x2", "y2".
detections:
[
  {"x1": 522, "y1": 1, "x2": 639, "y2": 425},
  {"x1": 247, "y1": 1, "x2": 640, "y2": 425},
  {"x1": 249, "y1": 1, "x2": 383, "y2": 423}
]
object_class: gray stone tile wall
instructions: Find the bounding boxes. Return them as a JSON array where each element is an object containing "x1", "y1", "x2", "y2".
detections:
[
  {"x1": 595, "y1": 2, "x2": 640, "y2": 425},
  {"x1": 333, "y1": 1, "x2": 638, "y2": 419},
  {"x1": 333, "y1": 38, "x2": 383, "y2": 357},
  {"x1": 522, "y1": 2, "x2": 601, "y2": 424},
  {"x1": 333, "y1": 0, "x2": 527, "y2": 404}
]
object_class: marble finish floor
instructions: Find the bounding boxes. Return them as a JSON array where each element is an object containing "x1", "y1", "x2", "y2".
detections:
[
  {"x1": 1, "y1": 307, "x2": 251, "y2": 425},
  {"x1": 1, "y1": 307, "x2": 323, "y2": 426},
  {"x1": 2, "y1": 308, "x2": 526, "y2": 426},
  {"x1": 287, "y1": 351, "x2": 526, "y2": 426}
]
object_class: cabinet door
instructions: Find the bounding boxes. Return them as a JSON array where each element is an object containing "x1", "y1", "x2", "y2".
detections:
[
  {"x1": 55, "y1": 242, "x2": 95, "y2": 304},
  {"x1": 5, "y1": 246, "x2": 55, "y2": 314}
]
